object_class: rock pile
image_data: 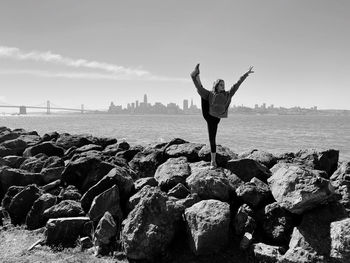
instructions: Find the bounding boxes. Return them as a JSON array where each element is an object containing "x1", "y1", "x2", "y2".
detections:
[{"x1": 1, "y1": 126, "x2": 349, "y2": 263}]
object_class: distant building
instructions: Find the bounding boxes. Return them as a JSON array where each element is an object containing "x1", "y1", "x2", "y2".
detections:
[
  {"x1": 136, "y1": 100, "x2": 139, "y2": 108},
  {"x1": 144, "y1": 94, "x2": 148, "y2": 104},
  {"x1": 183, "y1": 99, "x2": 189, "y2": 111}
]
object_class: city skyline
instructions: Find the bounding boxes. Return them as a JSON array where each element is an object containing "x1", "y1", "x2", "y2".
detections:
[{"x1": 0, "y1": 1, "x2": 349, "y2": 110}]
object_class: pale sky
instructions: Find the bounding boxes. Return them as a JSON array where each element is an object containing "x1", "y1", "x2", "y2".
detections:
[{"x1": 0, "y1": 0, "x2": 349, "y2": 111}]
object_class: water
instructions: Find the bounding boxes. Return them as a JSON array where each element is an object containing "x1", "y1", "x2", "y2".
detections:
[{"x1": 1, "y1": 114, "x2": 350, "y2": 161}]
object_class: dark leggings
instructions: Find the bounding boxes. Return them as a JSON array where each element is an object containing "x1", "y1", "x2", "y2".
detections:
[{"x1": 201, "y1": 97, "x2": 220, "y2": 153}]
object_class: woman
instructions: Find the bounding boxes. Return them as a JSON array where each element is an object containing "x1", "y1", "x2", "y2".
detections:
[{"x1": 190, "y1": 63, "x2": 254, "y2": 168}]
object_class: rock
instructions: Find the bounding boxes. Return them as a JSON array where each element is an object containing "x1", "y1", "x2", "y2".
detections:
[
  {"x1": 61, "y1": 156, "x2": 115, "y2": 193},
  {"x1": 80, "y1": 166, "x2": 134, "y2": 213},
  {"x1": 154, "y1": 157, "x2": 191, "y2": 191},
  {"x1": 250, "y1": 242, "x2": 285, "y2": 263},
  {"x1": 330, "y1": 162, "x2": 350, "y2": 214},
  {"x1": 115, "y1": 145, "x2": 144, "y2": 162},
  {"x1": 43, "y1": 200, "x2": 85, "y2": 220},
  {"x1": 103, "y1": 141, "x2": 130, "y2": 155},
  {"x1": 121, "y1": 187, "x2": 180, "y2": 261},
  {"x1": 175, "y1": 193, "x2": 201, "y2": 209},
  {"x1": 134, "y1": 177, "x2": 158, "y2": 191},
  {"x1": 75, "y1": 144, "x2": 103, "y2": 153},
  {"x1": 2, "y1": 156, "x2": 25, "y2": 168},
  {"x1": 94, "y1": 211, "x2": 118, "y2": 256},
  {"x1": 58, "y1": 185, "x2": 81, "y2": 201},
  {"x1": 88, "y1": 185, "x2": 123, "y2": 223},
  {"x1": 259, "y1": 202, "x2": 295, "y2": 245},
  {"x1": 0, "y1": 157, "x2": 10, "y2": 167},
  {"x1": 19, "y1": 154, "x2": 48, "y2": 173},
  {"x1": 330, "y1": 218, "x2": 350, "y2": 263},
  {"x1": 127, "y1": 185, "x2": 156, "y2": 212},
  {"x1": 41, "y1": 131, "x2": 60, "y2": 142},
  {"x1": 240, "y1": 232, "x2": 253, "y2": 250},
  {"x1": 0, "y1": 138, "x2": 27, "y2": 156},
  {"x1": 0, "y1": 129, "x2": 20, "y2": 144},
  {"x1": 8, "y1": 184, "x2": 42, "y2": 225},
  {"x1": 280, "y1": 247, "x2": 325, "y2": 263},
  {"x1": 41, "y1": 167, "x2": 64, "y2": 184},
  {"x1": 184, "y1": 199, "x2": 231, "y2": 255},
  {"x1": 23, "y1": 142, "x2": 64, "y2": 157},
  {"x1": 42, "y1": 179, "x2": 61, "y2": 192},
  {"x1": 26, "y1": 193, "x2": 57, "y2": 230},
  {"x1": 45, "y1": 217, "x2": 91, "y2": 247},
  {"x1": 129, "y1": 149, "x2": 166, "y2": 179},
  {"x1": 168, "y1": 183, "x2": 190, "y2": 199},
  {"x1": 226, "y1": 158, "x2": 272, "y2": 183},
  {"x1": 1, "y1": 186, "x2": 24, "y2": 210},
  {"x1": 198, "y1": 144, "x2": 238, "y2": 166},
  {"x1": 293, "y1": 149, "x2": 339, "y2": 177},
  {"x1": 186, "y1": 162, "x2": 243, "y2": 202},
  {"x1": 285, "y1": 202, "x2": 347, "y2": 261},
  {"x1": 165, "y1": 142, "x2": 204, "y2": 162},
  {"x1": 267, "y1": 164, "x2": 335, "y2": 214},
  {"x1": 80, "y1": 236, "x2": 93, "y2": 250},
  {"x1": 162, "y1": 138, "x2": 188, "y2": 151},
  {"x1": 234, "y1": 204, "x2": 256, "y2": 236},
  {"x1": 0, "y1": 167, "x2": 43, "y2": 199},
  {"x1": 240, "y1": 149, "x2": 277, "y2": 169},
  {"x1": 89, "y1": 136, "x2": 118, "y2": 148},
  {"x1": 55, "y1": 133, "x2": 93, "y2": 149},
  {"x1": 235, "y1": 178, "x2": 273, "y2": 208},
  {"x1": 17, "y1": 134, "x2": 41, "y2": 146}
]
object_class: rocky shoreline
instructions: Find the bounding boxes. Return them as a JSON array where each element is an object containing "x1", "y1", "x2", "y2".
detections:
[{"x1": 0, "y1": 126, "x2": 350, "y2": 263}]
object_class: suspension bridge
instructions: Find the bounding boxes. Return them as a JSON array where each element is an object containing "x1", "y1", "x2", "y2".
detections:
[{"x1": 0, "y1": 100, "x2": 97, "y2": 114}]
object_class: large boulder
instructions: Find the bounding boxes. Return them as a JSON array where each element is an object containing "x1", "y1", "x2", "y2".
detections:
[
  {"x1": 121, "y1": 187, "x2": 180, "y2": 261},
  {"x1": 186, "y1": 161, "x2": 243, "y2": 202},
  {"x1": 2, "y1": 155, "x2": 25, "y2": 168},
  {"x1": 154, "y1": 156, "x2": 191, "y2": 191},
  {"x1": 45, "y1": 217, "x2": 91, "y2": 247},
  {"x1": 55, "y1": 133, "x2": 93, "y2": 149},
  {"x1": 0, "y1": 129, "x2": 20, "y2": 143},
  {"x1": 61, "y1": 156, "x2": 115, "y2": 193},
  {"x1": 94, "y1": 211, "x2": 119, "y2": 256},
  {"x1": 134, "y1": 177, "x2": 158, "y2": 192},
  {"x1": 184, "y1": 199, "x2": 231, "y2": 255},
  {"x1": 75, "y1": 144, "x2": 103, "y2": 154},
  {"x1": 240, "y1": 149, "x2": 277, "y2": 169},
  {"x1": 8, "y1": 184, "x2": 42, "y2": 225},
  {"x1": 168, "y1": 183, "x2": 190, "y2": 199},
  {"x1": 0, "y1": 167, "x2": 43, "y2": 199},
  {"x1": 43, "y1": 200, "x2": 85, "y2": 220},
  {"x1": 226, "y1": 158, "x2": 272, "y2": 183},
  {"x1": 116, "y1": 145, "x2": 144, "y2": 162},
  {"x1": 103, "y1": 141, "x2": 130, "y2": 155},
  {"x1": 58, "y1": 185, "x2": 82, "y2": 201},
  {"x1": 282, "y1": 202, "x2": 347, "y2": 261},
  {"x1": 80, "y1": 166, "x2": 134, "y2": 213},
  {"x1": 19, "y1": 155, "x2": 48, "y2": 173},
  {"x1": 330, "y1": 218, "x2": 350, "y2": 263},
  {"x1": 0, "y1": 138, "x2": 27, "y2": 156},
  {"x1": 129, "y1": 149, "x2": 166, "y2": 179},
  {"x1": 267, "y1": 164, "x2": 335, "y2": 214},
  {"x1": 198, "y1": 145, "x2": 238, "y2": 166},
  {"x1": 88, "y1": 185, "x2": 123, "y2": 223},
  {"x1": 1, "y1": 186, "x2": 24, "y2": 210},
  {"x1": 249, "y1": 242, "x2": 285, "y2": 263},
  {"x1": 165, "y1": 142, "x2": 204, "y2": 162},
  {"x1": 23, "y1": 142, "x2": 64, "y2": 157},
  {"x1": 330, "y1": 162, "x2": 350, "y2": 214},
  {"x1": 26, "y1": 193, "x2": 57, "y2": 230}
]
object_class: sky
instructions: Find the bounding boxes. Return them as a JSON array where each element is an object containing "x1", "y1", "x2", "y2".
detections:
[{"x1": 0, "y1": 0, "x2": 349, "y2": 111}]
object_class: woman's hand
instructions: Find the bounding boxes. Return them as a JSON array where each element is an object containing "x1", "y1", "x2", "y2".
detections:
[
  {"x1": 191, "y1": 63, "x2": 200, "y2": 78},
  {"x1": 246, "y1": 66, "x2": 254, "y2": 75}
]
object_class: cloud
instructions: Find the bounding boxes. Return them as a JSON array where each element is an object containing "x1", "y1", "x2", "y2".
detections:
[
  {"x1": 0, "y1": 45, "x2": 189, "y2": 82},
  {"x1": 0, "y1": 69, "x2": 189, "y2": 82}
]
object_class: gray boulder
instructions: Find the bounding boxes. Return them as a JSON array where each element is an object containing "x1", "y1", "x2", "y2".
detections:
[
  {"x1": 43, "y1": 200, "x2": 85, "y2": 220},
  {"x1": 23, "y1": 141, "x2": 64, "y2": 157},
  {"x1": 330, "y1": 218, "x2": 350, "y2": 263},
  {"x1": 45, "y1": 217, "x2": 91, "y2": 247},
  {"x1": 58, "y1": 185, "x2": 82, "y2": 201},
  {"x1": 226, "y1": 158, "x2": 272, "y2": 183},
  {"x1": 1, "y1": 185, "x2": 24, "y2": 210},
  {"x1": 240, "y1": 149, "x2": 277, "y2": 169},
  {"x1": 94, "y1": 211, "x2": 118, "y2": 256},
  {"x1": 2, "y1": 155, "x2": 25, "y2": 168},
  {"x1": 75, "y1": 144, "x2": 103, "y2": 153},
  {"x1": 55, "y1": 133, "x2": 93, "y2": 149},
  {"x1": 168, "y1": 183, "x2": 190, "y2": 199},
  {"x1": 0, "y1": 138, "x2": 27, "y2": 156},
  {"x1": 154, "y1": 156, "x2": 191, "y2": 191},
  {"x1": 165, "y1": 142, "x2": 204, "y2": 162},
  {"x1": 184, "y1": 199, "x2": 231, "y2": 255},
  {"x1": 129, "y1": 149, "x2": 166, "y2": 179},
  {"x1": 103, "y1": 141, "x2": 130, "y2": 155},
  {"x1": 134, "y1": 177, "x2": 158, "y2": 191},
  {"x1": 249, "y1": 242, "x2": 285, "y2": 263},
  {"x1": 198, "y1": 144, "x2": 238, "y2": 166},
  {"x1": 267, "y1": 164, "x2": 334, "y2": 214}
]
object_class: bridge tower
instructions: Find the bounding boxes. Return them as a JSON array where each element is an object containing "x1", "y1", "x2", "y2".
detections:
[
  {"x1": 19, "y1": 106, "x2": 27, "y2": 115},
  {"x1": 81, "y1": 104, "x2": 84, "y2": 114},
  {"x1": 47, "y1": 100, "x2": 51, "y2": 114}
]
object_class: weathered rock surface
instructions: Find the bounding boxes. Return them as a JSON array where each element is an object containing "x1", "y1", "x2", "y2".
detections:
[
  {"x1": 168, "y1": 183, "x2": 190, "y2": 199},
  {"x1": 45, "y1": 217, "x2": 91, "y2": 246},
  {"x1": 58, "y1": 185, "x2": 82, "y2": 201},
  {"x1": 154, "y1": 156, "x2": 191, "y2": 191},
  {"x1": 2, "y1": 155, "x2": 25, "y2": 168},
  {"x1": 330, "y1": 218, "x2": 350, "y2": 263},
  {"x1": 121, "y1": 187, "x2": 180, "y2": 260},
  {"x1": 94, "y1": 211, "x2": 118, "y2": 256},
  {"x1": 88, "y1": 185, "x2": 123, "y2": 223},
  {"x1": 0, "y1": 138, "x2": 27, "y2": 157},
  {"x1": 249, "y1": 242, "x2": 285, "y2": 263},
  {"x1": 115, "y1": 145, "x2": 144, "y2": 162},
  {"x1": 1, "y1": 185, "x2": 24, "y2": 210},
  {"x1": 134, "y1": 177, "x2": 158, "y2": 191},
  {"x1": 129, "y1": 149, "x2": 166, "y2": 179},
  {"x1": 267, "y1": 164, "x2": 334, "y2": 214},
  {"x1": 43, "y1": 200, "x2": 85, "y2": 220},
  {"x1": 184, "y1": 199, "x2": 231, "y2": 255},
  {"x1": 186, "y1": 162, "x2": 242, "y2": 202},
  {"x1": 240, "y1": 149, "x2": 277, "y2": 169},
  {"x1": 23, "y1": 141, "x2": 64, "y2": 157},
  {"x1": 55, "y1": 133, "x2": 93, "y2": 149},
  {"x1": 8, "y1": 184, "x2": 42, "y2": 225},
  {"x1": 103, "y1": 141, "x2": 130, "y2": 155},
  {"x1": 198, "y1": 144, "x2": 238, "y2": 166},
  {"x1": 26, "y1": 193, "x2": 57, "y2": 230},
  {"x1": 165, "y1": 142, "x2": 204, "y2": 162},
  {"x1": 226, "y1": 158, "x2": 271, "y2": 182}
]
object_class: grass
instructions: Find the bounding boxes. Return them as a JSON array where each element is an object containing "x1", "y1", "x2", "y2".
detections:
[{"x1": 0, "y1": 217, "x2": 117, "y2": 263}]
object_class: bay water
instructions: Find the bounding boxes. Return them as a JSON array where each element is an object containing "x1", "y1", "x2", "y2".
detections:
[{"x1": 1, "y1": 114, "x2": 349, "y2": 161}]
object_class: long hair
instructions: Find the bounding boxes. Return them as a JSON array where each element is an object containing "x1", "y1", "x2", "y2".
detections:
[{"x1": 212, "y1": 79, "x2": 225, "y2": 93}]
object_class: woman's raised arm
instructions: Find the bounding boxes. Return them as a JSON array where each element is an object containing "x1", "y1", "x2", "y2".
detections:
[{"x1": 229, "y1": 66, "x2": 254, "y2": 97}]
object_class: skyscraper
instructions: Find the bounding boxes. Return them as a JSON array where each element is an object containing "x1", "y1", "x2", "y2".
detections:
[
  {"x1": 144, "y1": 94, "x2": 148, "y2": 104},
  {"x1": 183, "y1": 99, "x2": 189, "y2": 111}
]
